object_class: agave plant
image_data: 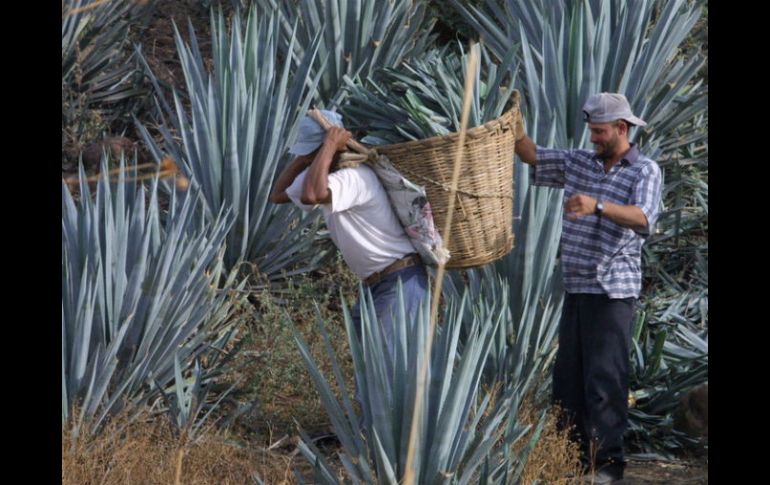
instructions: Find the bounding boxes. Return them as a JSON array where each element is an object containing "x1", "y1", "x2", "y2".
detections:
[
  {"x1": 62, "y1": 0, "x2": 151, "y2": 156},
  {"x1": 253, "y1": 0, "x2": 436, "y2": 106},
  {"x1": 626, "y1": 132, "x2": 708, "y2": 455},
  {"x1": 448, "y1": 0, "x2": 709, "y2": 350},
  {"x1": 627, "y1": 308, "x2": 708, "y2": 455},
  {"x1": 62, "y1": 160, "x2": 246, "y2": 435},
  {"x1": 443, "y1": 266, "x2": 559, "y2": 483},
  {"x1": 137, "y1": 7, "x2": 335, "y2": 278},
  {"x1": 446, "y1": 264, "x2": 560, "y2": 405},
  {"x1": 153, "y1": 353, "x2": 248, "y2": 444},
  {"x1": 644, "y1": 125, "x2": 708, "y2": 280},
  {"x1": 339, "y1": 42, "x2": 519, "y2": 143},
  {"x1": 292, "y1": 278, "x2": 556, "y2": 484}
]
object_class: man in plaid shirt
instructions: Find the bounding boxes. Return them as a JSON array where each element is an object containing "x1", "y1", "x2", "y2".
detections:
[{"x1": 515, "y1": 93, "x2": 662, "y2": 484}]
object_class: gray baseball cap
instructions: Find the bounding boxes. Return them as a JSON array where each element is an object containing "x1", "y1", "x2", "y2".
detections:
[
  {"x1": 582, "y1": 93, "x2": 647, "y2": 127},
  {"x1": 289, "y1": 110, "x2": 345, "y2": 156}
]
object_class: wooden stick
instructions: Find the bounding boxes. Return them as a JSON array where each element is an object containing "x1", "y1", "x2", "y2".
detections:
[
  {"x1": 63, "y1": 0, "x2": 111, "y2": 17},
  {"x1": 63, "y1": 169, "x2": 179, "y2": 185},
  {"x1": 402, "y1": 42, "x2": 479, "y2": 485},
  {"x1": 173, "y1": 447, "x2": 185, "y2": 485},
  {"x1": 306, "y1": 109, "x2": 372, "y2": 155}
]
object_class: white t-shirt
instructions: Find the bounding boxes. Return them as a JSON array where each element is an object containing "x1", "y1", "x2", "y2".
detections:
[{"x1": 286, "y1": 166, "x2": 415, "y2": 279}]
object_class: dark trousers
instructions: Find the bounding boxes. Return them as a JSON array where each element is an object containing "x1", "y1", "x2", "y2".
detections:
[{"x1": 552, "y1": 292, "x2": 635, "y2": 475}]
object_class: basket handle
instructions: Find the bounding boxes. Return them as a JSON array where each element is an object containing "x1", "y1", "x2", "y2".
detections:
[{"x1": 307, "y1": 109, "x2": 371, "y2": 156}]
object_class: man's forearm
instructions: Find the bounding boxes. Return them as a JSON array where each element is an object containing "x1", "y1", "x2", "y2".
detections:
[
  {"x1": 565, "y1": 194, "x2": 649, "y2": 231},
  {"x1": 302, "y1": 141, "x2": 336, "y2": 204},
  {"x1": 270, "y1": 156, "x2": 311, "y2": 204},
  {"x1": 602, "y1": 202, "x2": 648, "y2": 231},
  {"x1": 515, "y1": 135, "x2": 538, "y2": 165}
]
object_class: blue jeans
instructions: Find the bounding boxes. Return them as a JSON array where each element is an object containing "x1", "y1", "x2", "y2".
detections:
[{"x1": 351, "y1": 264, "x2": 429, "y2": 361}]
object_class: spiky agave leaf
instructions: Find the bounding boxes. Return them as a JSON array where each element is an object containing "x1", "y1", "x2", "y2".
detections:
[
  {"x1": 253, "y1": 0, "x2": 437, "y2": 107},
  {"x1": 137, "y1": 6, "x2": 333, "y2": 278},
  {"x1": 292, "y1": 282, "x2": 523, "y2": 484},
  {"x1": 448, "y1": 0, "x2": 707, "y2": 156},
  {"x1": 61, "y1": 158, "x2": 246, "y2": 435},
  {"x1": 339, "y1": 42, "x2": 519, "y2": 143},
  {"x1": 62, "y1": 0, "x2": 151, "y2": 150},
  {"x1": 627, "y1": 145, "x2": 708, "y2": 455},
  {"x1": 627, "y1": 310, "x2": 707, "y2": 455}
]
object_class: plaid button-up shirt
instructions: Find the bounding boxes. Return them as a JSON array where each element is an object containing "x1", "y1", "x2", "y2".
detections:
[{"x1": 532, "y1": 144, "x2": 662, "y2": 299}]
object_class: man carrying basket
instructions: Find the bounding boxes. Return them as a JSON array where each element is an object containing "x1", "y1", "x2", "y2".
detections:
[{"x1": 271, "y1": 110, "x2": 429, "y2": 359}]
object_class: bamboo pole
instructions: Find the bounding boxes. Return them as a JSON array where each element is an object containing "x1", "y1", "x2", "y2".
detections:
[{"x1": 402, "y1": 42, "x2": 479, "y2": 485}]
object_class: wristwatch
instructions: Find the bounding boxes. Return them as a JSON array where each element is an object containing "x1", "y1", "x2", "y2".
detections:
[{"x1": 595, "y1": 200, "x2": 604, "y2": 216}]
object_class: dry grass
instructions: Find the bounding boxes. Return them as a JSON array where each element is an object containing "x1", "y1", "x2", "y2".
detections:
[
  {"x1": 61, "y1": 406, "x2": 331, "y2": 485},
  {"x1": 62, "y1": 407, "x2": 269, "y2": 485},
  {"x1": 227, "y1": 256, "x2": 360, "y2": 437},
  {"x1": 517, "y1": 401, "x2": 584, "y2": 485}
]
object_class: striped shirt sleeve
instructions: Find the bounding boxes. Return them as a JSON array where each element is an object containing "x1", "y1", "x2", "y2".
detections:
[
  {"x1": 531, "y1": 146, "x2": 569, "y2": 188},
  {"x1": 632, "y1": 161, "x2": 663, "y2": 236}
]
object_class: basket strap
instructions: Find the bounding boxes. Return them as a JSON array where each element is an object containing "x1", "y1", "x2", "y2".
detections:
[{"x1": 336, "y1": 150, "x2": 379, "y2": 169}]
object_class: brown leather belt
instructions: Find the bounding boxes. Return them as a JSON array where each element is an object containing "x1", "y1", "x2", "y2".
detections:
[{"x1": 363, "y1": 253, "x2": 422, "y2": 287}]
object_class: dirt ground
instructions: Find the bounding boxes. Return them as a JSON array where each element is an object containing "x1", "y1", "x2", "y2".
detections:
[{"x1": 620, "y1": 455, "x2": 708, "y2": 484}]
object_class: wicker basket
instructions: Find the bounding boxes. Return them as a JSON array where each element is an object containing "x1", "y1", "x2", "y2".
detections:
[{"x1": 375, "y1": 92, "x2": 519, "y2": 269}]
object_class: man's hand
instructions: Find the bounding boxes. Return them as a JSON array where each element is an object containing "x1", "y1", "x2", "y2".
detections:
[
  {"x1": 513, "y1": 110, "x2": 538, "y2": 164},
  {"x1": 324, "y1": 126, "x2": 352, "y2": 152},
  {"x1": 301, "y1": 126, "x2": 351, "y2": 205},
  {"x1": 514, "y1": 110, "x2": 526, "y2": 141},
  {"x1": 564, "y1": 194, "x2": 597, "y2": 220}
]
